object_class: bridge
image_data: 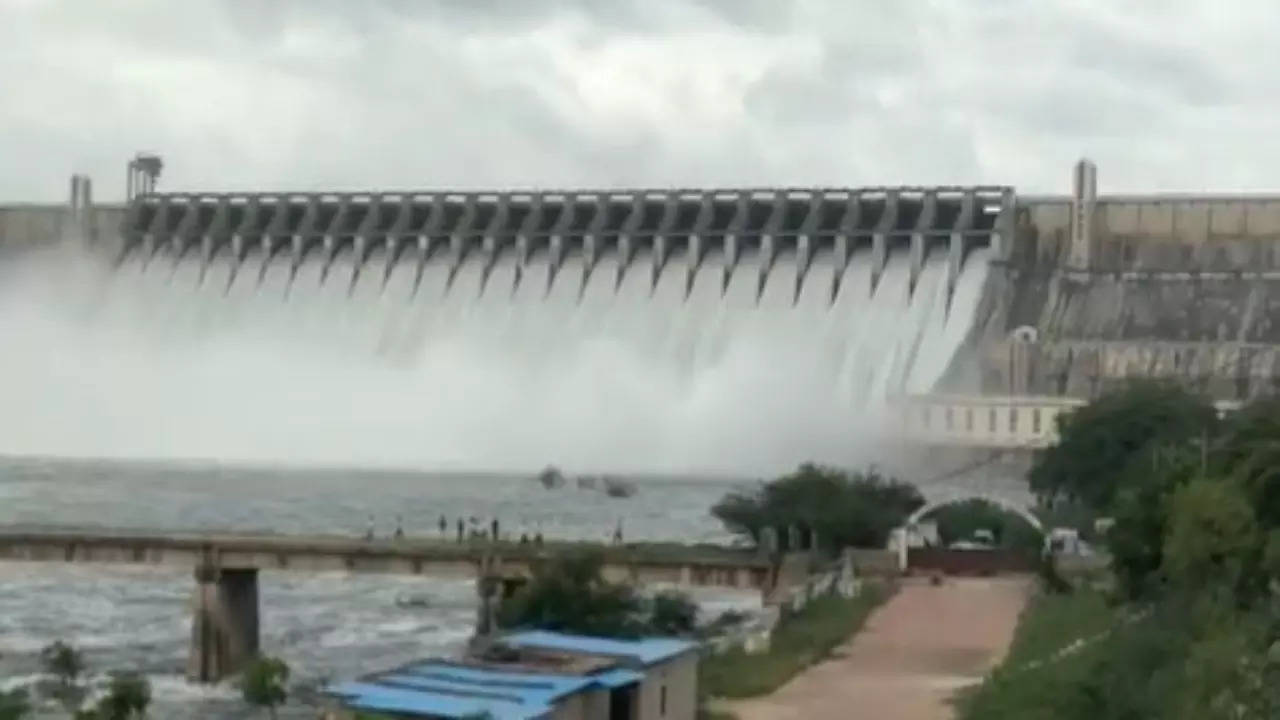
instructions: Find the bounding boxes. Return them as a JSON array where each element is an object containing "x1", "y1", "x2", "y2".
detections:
[
  {"x1": 886, "y1": 394, "x2": 1242, "y2": 450},
  {"x1": 0, "y1": 526, "x2": 778, "y2": 683},
  {"x1": 886, "y1": 394, "x2": 1084, "y2": 449}
]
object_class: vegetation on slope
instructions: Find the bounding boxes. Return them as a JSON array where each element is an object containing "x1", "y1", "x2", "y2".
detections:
[
  {"x1": 1028, "y1": 380, "x2": 1218, "y2": 510},
  {"x1": 700, "y1": 583, "x2": 891, "y2": 699},
  {"x1": 996, "y1": 589, "x2": 1116, "y2": 670},
  {"x1": 958, "y1": 382, "x2": 1280, "y2": 720}
]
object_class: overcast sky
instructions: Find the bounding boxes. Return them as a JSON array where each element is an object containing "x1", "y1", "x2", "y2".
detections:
[{"x1": 4, "y1": 0, "x2": 1280, "y2": 202}]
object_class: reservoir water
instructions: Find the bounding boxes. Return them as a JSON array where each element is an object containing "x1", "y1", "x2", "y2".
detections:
[{"x1": 0, "y1": 457, "x2": 749, "y2": 718}]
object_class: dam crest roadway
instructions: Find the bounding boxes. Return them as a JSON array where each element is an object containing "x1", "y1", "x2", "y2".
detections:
[{"x1": 116, "y1": 185, "x2": 1013, "y2": 308}]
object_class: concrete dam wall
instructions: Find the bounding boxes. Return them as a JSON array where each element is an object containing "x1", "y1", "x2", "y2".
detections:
[
  {"x1": 980, "y1": 163, "x2": 1280, "y2": 400},
  {"x1": 0, "y1": 204, "x2": 126, "y2": 257},
  {"x1": 3, "y1": 158, "x2": 1279, "y2": 420},
  {"x1": 0, "y1": 178, "x2": 1010, "y2": 469}
]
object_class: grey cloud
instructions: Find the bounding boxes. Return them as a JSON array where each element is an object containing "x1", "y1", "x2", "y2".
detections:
[
  {"x1": 743, "y1": 66, "x2": 861, "y2": 126},
  {"x1": 360, "y1": 0, "x2": 666, "y2": 35},
  {"x1": 221, "y1": 0, "x2": 550, "y2": 38},
  {"x1": 2, "y1": 0, "x2": 1280, "y2": 201},
  {"x1": 689, "y1": 0, "x2": 797, "y2": 32},
  {"x1": 984, "y1": 70, "x2": 1172, "y2": 139},
  {"x1": 1068, "y1": 23, "x2": 1237, "y2": 108}
]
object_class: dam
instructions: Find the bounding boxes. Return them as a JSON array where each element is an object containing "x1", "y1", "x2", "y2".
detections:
[
  {"x1": 990, "y1": 160, "x2": 1280, "y2": 401},
  {"x1": 0, "y1": 162, "x2": 1008, "y2": 472},
  {"x1": 0, "y1": 157, "x2": 1278, "y2": 470}
]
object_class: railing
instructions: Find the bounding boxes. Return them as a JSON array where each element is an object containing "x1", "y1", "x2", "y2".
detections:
[
  {"x1": 888, "y1": 394, "x2": 1243, "y2": 449},
  {"x1": 887, "y1": 394, "x2": 1085, "y2": 448}
]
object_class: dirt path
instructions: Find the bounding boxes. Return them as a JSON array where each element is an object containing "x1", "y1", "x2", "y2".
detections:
[{"x1": 727, "y1": 577, "x2": 1031, "y2": 720}]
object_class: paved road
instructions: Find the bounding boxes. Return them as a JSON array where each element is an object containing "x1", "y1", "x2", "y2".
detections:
[{"x1": 728, "y1": 577, "x2": 1031, "y2": 720}]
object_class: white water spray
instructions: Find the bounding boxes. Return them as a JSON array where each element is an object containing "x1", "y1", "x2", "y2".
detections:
[{"x1": 0, "y1": 244, "x2": 990, "y2": 474}]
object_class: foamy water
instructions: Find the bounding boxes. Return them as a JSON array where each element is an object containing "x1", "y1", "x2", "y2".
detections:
[
  {"x1": 0, "y1": 243, "x2": 991, "y2": 473},
  {"x1": 0, "y1": 459, "x2": 756, "y2": 718}
]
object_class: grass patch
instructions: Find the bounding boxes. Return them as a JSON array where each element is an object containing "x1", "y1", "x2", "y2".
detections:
[
  {"x1": 999, "y1": 588, "x2": 1116, "y2": 668},
  {"x1": 701, "y1": 582, "x2": 892, "y2": 699},
  {"x1": 954, "y1": 588, "x2": 1121, "y2": 719}
]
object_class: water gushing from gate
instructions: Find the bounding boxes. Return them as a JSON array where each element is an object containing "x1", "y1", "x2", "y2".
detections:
[{"x1": 0, "y1": 187, "x2": 1007, "y2": 473}]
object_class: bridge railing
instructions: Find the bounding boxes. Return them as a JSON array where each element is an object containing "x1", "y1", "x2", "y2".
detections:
[
  {"x1": 886, "y1": 393, "x2": 1245, "y2": 449},
  {"x1": 885, "y1": 394, "x2": 1084, "y2": 448}
]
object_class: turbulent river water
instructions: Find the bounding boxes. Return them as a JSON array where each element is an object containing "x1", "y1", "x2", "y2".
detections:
[
  {"x1": 0, "y1": 201, "x2": 998, "y2": 715},
  {"x1": 0, "y1": 457, "x2": 752, "y2": 718}
]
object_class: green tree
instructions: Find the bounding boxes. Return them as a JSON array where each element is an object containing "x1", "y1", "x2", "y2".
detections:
[
  {"x1": 498, "y1": 550, "x2": 648, "y2": 638},
  {"x1": 1106, "y1": 443, "x2": 1201, "y2": 598},
  {"x1": 498, "y1": 552, "x2": 700, "y2": 638},
  {"x1": 0, "y1": 688, "x2": 30, "y2": 720},
  {"x1": 706, "y1": 491, "x2": 769, "y2": 545},
  {"x1": 648, "y1": 591, "x2": 698, "y2": 636},
  {"x1": 94, "y1": 672, "x2": 150, "y2": 720},
  {"x1": 40, "y1": 640, "x2": 85, "y2": 690},
  {"x1": 711, "y1": 464, "x2": 923, "y2": 551},
  {"x1": 240, "y1": 656, "x2": 289, "y2": 720},
  {"x1": 1162, "y1": 478, "x2": 1260, "y2": 593},
  {"x1": 1030, "y1": 381, "x2": 1216, "y2": 510},
  {"x1": 40, "y1": 640, "x2": 87, "y2": 711},
  {"x1": 1264, "y1": 530, "x2": 1280, "y2": 582},
  {"x1": 1214, "y1": 396, "x2": 1280, "y2": 529}
]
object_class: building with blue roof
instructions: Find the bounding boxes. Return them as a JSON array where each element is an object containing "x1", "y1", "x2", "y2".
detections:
[
  {"x1": 500, "y1": 632, "x2": 697, "y2": 668},
  {"x1": 500, "y1": 631, "x2": 699, "y2": 720},
  {"x1": 322, "y1": 630, "x2": 700, "y2": 720}
]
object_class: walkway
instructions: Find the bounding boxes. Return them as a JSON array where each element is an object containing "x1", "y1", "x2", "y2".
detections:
[{"x1": 728, "y1": 577, "x2": 1031, "y2": 720}]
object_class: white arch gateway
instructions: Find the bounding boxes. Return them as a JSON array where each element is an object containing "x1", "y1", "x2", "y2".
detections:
[
  {"x1": 905, "y1": 491, "x2": 1043, "y2": 533},
  {"x1": 889, "y1": 491, "x2": 1045, "y2": 571}
]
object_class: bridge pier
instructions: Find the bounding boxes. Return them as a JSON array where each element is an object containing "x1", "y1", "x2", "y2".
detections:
[
  {"x1": 471, "y1": 552, "x2": 529, "y2": 642},
  {"x1": 188, "y1": 565, "x2": 259, "y2": 684},
  {"x1": 470, "y1": 572, "x2": 527, "y2": 653}
]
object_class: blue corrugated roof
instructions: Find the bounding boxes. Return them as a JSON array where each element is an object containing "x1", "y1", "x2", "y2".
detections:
[
  {"x1": 324, "y1": 656, "x2": 645, "y2": 719},
  {"x1": 327, "y1": 680, "x2": 550, "y2": 720},
  {"x1": 591, "y1": 668, "x2": 644, "y2": 688},
  {"x1": 323, "y1": 632, "x2": 688, "y2": 718},
  {"x1": 393, "y1": 662, "x2": 599, "y2": 702},
  {"x1": 502, "y1": 630, "x2": 699, "y2": 666}
]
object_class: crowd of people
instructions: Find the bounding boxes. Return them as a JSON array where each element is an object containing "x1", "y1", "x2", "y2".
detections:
[{"x1": 360, "y1": 514, "x2": 628, "y2": 546}]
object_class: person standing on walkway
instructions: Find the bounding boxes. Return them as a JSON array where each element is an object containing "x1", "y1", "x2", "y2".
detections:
[
  {"x1": 394, "y1": 515, "x2": 404, "y2": 540},
  {"x1": 438, "y1": 514, "x2": 447, "y2": 537},
  {"x1": 456, "y1": 517, "x2": 464, "y2": 544},
  {"x1": 365, "y1": 515, "x2": 375, "y2": 541},
  {"x1": 491, "y1": 517, "x2": 500, "y2": 542}
]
